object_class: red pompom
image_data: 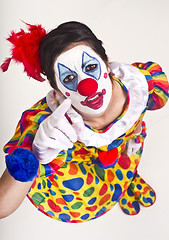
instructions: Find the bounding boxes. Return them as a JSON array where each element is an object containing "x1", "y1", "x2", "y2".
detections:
[
  {"x1": 1, "y1": 23, "x2": 47, "y2": 81},
  {"x1": 98, "y1": 148, "x2": 118, "y2": 166}
]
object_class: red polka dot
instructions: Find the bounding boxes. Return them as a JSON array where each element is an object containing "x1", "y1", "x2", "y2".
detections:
[
  {"x1": 127, "y1": 202, "x2": 134, "y2": 209},
  {"x1": 99, "y1": 183, "x2": 108, "y2": 196},
  {"x1": 73, "y1": 192, "x2": 80, "y2": 195},
  {"x1": 65, "y1": 92, "x2": 70, "y2": 96},
  {"x1": 39, "y1": 205, "x2": 44, "y2": 211},
  {"x1": 68, "y1": 162, "x2": 78, "y2": 175},
  {"x1": 48, "y1": 199, "x2": 61, "y2": 213},
  {"x1": 135, "y1": 191, "x2": 141, "y2": 199},
  {"x1": 55, "y1": 170, "x2": 64, "y2": 176},
  {"x1": 99, "y1": 194, "x2": 111, "y2": 206},
  {"x1": 70, "y1": 212, "x2": 81, "y2": 218},
  {"x1": 118, "y1": 153, "x2": 131, "y2": 169},
  {"x1": 55, "y1": 198, "x2": 67, "y2": 205},
  {"x1": 76, "y1": 197, "x2": 83, "y2": 201},
  {"x1": 143, "y1": 186, "x2": 150, "y2": 195},
  {"x1": 107, "y1": 170, "x2": 115, "y2": 182},
  {"x1": 140, "y1": 178, "x2": 146, "y2": 184},
  {"x1": 86, "y1": 173, "x2": 94, "y2": 185},
  {"x1": 86, "y1": 206, "x2": 97, "y2": 212}
]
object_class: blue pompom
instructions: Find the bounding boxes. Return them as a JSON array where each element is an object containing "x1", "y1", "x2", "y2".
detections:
[{"x1": 6, "y1": 148, "x2": 39, "y2": 182}]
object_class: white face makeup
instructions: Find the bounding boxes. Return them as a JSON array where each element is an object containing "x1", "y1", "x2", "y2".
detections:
[{"x1": 54, "y1": 45, "x2": 112, "y2": 116}]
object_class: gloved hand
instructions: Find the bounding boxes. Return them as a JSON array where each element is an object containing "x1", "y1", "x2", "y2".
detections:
[
  {"x1": 127, "y1": 139, "x2": 141, "y2": 156},
  {"x1": 127, "y1": 128, "x2": 142, "y2": 156},
  {"x1": 32, "y1": 99, "x2": 83, "y2": 164}
]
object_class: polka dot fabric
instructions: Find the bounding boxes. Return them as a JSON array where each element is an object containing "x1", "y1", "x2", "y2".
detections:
[
  {"x1": 27, "y1": 148, "x2": 143, "y2": 222},
  {"x1": 3, "y1": 62, "x2": 168, "y2": 222},
  {"x1": 119, "y1": 173, "x2": 156, "y2": 215}
]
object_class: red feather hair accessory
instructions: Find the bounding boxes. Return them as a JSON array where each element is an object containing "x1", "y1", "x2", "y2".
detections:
[{"x1": 1, "y1": 23, "x2": 47, "y2": 82}]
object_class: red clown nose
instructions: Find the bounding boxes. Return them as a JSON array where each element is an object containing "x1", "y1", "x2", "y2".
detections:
[{"x1": 77, "y1": 78, "x2": 98, "y2": 96}]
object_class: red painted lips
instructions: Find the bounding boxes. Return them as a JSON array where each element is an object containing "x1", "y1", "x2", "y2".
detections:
[{"x1": 81, "y1": 89, "x2": 106, "y2": 109}]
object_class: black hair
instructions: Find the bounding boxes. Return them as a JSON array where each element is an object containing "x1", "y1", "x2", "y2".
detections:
[{"x1": 39, "y1": 21, "x2": 108, "y2": 89}]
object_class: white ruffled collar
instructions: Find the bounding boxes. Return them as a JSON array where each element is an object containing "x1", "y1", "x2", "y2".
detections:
[{"x1": 46, "y1": 62, "x2": 148, "y2": 148}]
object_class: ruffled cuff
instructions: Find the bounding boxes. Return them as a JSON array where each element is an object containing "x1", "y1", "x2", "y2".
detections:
[
  {"x1": 132, "y1": 121, "x2": 147, "y2": 144},
  {"x1": 6, "y1": 148, "x2": 39, "y2": 182}
]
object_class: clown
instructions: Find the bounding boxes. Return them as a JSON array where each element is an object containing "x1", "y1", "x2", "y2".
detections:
[
  {"x1": 0, "y1": 21, "x2": 168, "y2": 222},
  {"x1": 54, "y1": 45, "x2": 113, "y2": 115}
]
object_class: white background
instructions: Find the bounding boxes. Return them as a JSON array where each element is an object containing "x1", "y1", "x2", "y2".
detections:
[{"x1": 0, "y1": 0, "x2": 169, "y2": 239}]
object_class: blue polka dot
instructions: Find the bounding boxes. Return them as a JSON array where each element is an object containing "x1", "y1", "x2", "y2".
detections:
[
  {"x1": 81, "y1": 214, "x2": 90, "y2": 220},
  {"x1": 137, "y1": 184, "x2": 142, "y2": 190},
  {"x1": 59, "y1": 213, "x2": 71, "y2": 222},
  {"x1": 122, "y1": 199, "x2": 127, "y2": 205},
  {"x1": 132, "y1": 201, "x2": 140, "y2": 213},
  {"x1": 95, "y1": 207, "x2": 106, "y2": 217},
  {"x1": 38, "y1": 183, "x2": 41, "y2": 190},
  {"x1": 49, "y1": 189, "x2": 56, "y2": 196},
  {"x1": 147, "y1": 198, "x2": 153, "y2": 204},
  {"x1": 127, "y1": 188, "x2": 134, "y2": 197},
  {"x1": 123, "y1": 208, "x2": 130, "y2": 214},
  {"x1": 54, "y1": 175, "x2": 58, "y2": 180},
  {"x1": 79, "y1": 163, "x2": 86, "y2": 175},
  {"x1": 95, "y1": 176, "x2": 99, "y2": 184},
  {"x1": 143, "y1": 196, "x2": 148, "y2": 203},
  {"x1": 116, "y1": 169, "x2": 123, "y2": 181},
  {"x1": 108, "y1": 139, "x2": 123, "y2": 151},
  {"x1": 46, "y1": 211, "x2": 55, "y2": 217},
  {"x1": 88, "y1": 197, "x2": 97, "y2": 205},
  {"x1": 112, "y1": 184, "x2": 122, "y2": 201},
  {"x1": 47, "y1": 179, "x2": 52, "y2": 188},
  {"x1": 150, "y1": 191, "x2": 155, "y2": 197},
  {"x1": 127, "y1": 171, "x2": 133, "y2": 179},
  {"x1": 63, "y1": 206, "x2": 69, "y2": 210},
  {"x1": 62, "y1": 178, "x2": 84, "y2": 191},
  {"x1": 62, "y1": 194, "x2": 74, "y2": 202},
  {"x1": 43, "y1": 192, "x2": 49, "y2": 197},
  {"x1": 110, "y1": 184, "x2": 114, "y2": 191}
]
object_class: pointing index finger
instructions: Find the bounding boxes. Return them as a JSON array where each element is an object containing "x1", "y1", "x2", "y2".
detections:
[{"x1": 52, "y1": 99, "x2": 72, "y2": 118}]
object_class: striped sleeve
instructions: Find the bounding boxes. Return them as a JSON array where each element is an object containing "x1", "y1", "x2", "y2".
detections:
[
  {"x1": 3, "y1": 97, "x2": 51, "y2": 154},
  {"x1": 132, "y1": 62, "x2": 169, "y2": 110}
]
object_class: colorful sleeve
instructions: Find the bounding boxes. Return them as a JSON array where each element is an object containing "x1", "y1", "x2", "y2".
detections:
[
  {"x1": 3, "y1": 97, "x2": 51, "y2": 154},
  {"x1": 3, "y1": 98, "x2": 67, "y2": 178},
  {"x1": 132, "y1": 62, "x2": 169, "y2": 110},
  {"x1": 3, "y1": 108, "x2": 51, "y2": 154}
]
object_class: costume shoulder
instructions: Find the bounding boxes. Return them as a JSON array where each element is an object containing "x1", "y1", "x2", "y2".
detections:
[
  {"x1": 132, "y1": 62, "x2": 169, "y2": 110},
  {"x1": 3, "y1": 96, "x2": 52, "y2": 154}
]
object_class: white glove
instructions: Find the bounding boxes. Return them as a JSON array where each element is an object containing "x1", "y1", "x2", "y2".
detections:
[
  {"x1": 127, "y1": 139, "x2": 141, "y2": 156},
  {"x1": 32, "y1": 99, "x2": 83, "y2": 164},
  {"x1": 126, "y1": 127, "x2": 142, "y2": 156}
]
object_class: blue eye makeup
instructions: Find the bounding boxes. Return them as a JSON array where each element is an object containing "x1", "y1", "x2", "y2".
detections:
[
  {"x1": 58, "y1": 63, "x2": 78, "y2": 91},
  {"x1": 82, "y1": 52, "x2": 101, "y2": 80}
]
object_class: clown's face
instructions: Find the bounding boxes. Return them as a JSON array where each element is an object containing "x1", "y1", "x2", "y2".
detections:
[{"x1": 54, "y1": 45, "x2": 112, "y2": 116}]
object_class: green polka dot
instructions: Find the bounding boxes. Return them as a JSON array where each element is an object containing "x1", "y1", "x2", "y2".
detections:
[
  {"x1": 83, "y1": 187, "x2": 95, "y2": 197},
  {"x1": 130, "y1": 182, "x2": 135, "y2": 190},
  {"x1": 71, "y1": 202, "x2": 83, "y2": 210},
  {"x1": 59, "y1": 189, "x2": 66, "y2": 194},
  {"x1": 42, "y1": 179, "x2": 46, "y2": 189},
  {"x1": 94, "y1": 164, "x2": 105, "y2": 181}
]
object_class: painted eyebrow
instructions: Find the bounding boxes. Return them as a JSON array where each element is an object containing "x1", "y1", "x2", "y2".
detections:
[
  {"x1": 82, "y1": 58, "x2": 98, "y2": 69},
  {"x1": 58, "y1": 63, "x2": 76, "y2": 78}
]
